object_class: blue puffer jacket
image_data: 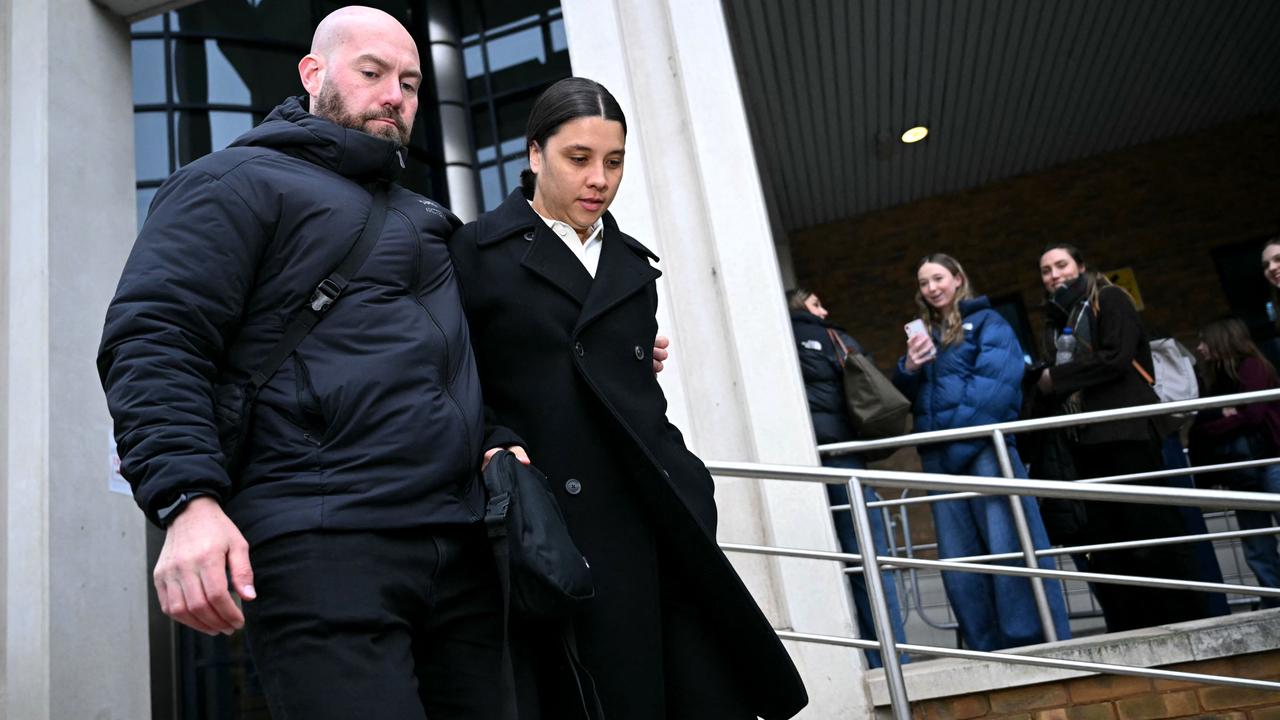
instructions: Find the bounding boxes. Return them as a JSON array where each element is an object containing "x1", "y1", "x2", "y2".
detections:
[{"x1": 892, "y1": 297, "x2": 1026, "y2": 473}]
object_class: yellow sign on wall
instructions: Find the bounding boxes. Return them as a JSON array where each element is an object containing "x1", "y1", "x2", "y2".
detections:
[{"x1": 1104, "y1": 267, "x2": 1144, "y2": 310}]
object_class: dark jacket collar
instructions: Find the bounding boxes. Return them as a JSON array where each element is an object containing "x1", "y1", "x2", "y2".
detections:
[
  {"x1": 477, "y1": 189, "x2": 660, "y2": 263},
  {"x1": 477, "y1": 190, "x2": 661, "y2": 333},
  {"x1": 229, "y1": 96, "x2": 405, "y2": 184}
]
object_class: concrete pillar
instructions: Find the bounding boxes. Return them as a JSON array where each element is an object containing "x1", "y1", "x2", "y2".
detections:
[
  {"x1": 427, "y1": 0, "x2": 480, "y2": 222},
  {"x1": 2, "y1": 1, "x2": 150, "y2": 718},
  {"x1": 559, "y1": 1, "x2": 870, "y2": 716}
]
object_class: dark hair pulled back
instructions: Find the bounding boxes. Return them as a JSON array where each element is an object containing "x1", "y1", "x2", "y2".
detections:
[{"x1": 519, "y1": 77, "x2": 628, "y2": 196}]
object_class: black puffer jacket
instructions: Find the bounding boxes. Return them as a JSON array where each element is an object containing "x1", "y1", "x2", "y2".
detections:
[
  {"x1": 98, "y1": 97, "x2": 495, "y2": 544},
  {"x1": 790, "y1": 310, "x2": 862, "y2": 444}
]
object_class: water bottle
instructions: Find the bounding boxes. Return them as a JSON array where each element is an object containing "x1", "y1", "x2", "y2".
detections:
[{"x1": 1055, "y1": 326, "x2": 1076, "y2": 366}]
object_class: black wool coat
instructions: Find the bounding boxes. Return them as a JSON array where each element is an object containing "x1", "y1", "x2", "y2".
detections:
[
  {"x1": 449, "y1": 190, "x2": 807, "y2": 720},
  {"x1": 1043, "y1": 284, "x2": 1160, "y2": 445}
]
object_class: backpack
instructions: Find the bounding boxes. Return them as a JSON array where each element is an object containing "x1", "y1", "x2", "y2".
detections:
[
  {"x1": 1148, "y1": 337, "x2": 1199, "y2": 434},
  {"x1": 1149, "y1": 337, "x2": 1199, "y2": 404}
]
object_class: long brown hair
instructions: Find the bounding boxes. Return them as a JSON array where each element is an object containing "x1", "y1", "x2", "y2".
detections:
[
  {"x1": 1198, "y1": 316, "x2": 1277, "y2": 389},
  {"x1": 914, "y1": 253, "x2": 974, "y2": 347}
]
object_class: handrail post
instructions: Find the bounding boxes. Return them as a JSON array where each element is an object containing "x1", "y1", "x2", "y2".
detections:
[
  {"x1": 992, "y1": 430, "x2": 1059, "y2": 643},
  {"x1": 848, "y1": 474, "x2": 911, "y2": 718}
]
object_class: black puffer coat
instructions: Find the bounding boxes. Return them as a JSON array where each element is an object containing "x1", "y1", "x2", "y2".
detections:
[
  {"x1": 98, "y1": 97, "x2": 498, "y2": 544},
  {"x1": 790, "y1": 310, "x2": 862, "y2": 444}
]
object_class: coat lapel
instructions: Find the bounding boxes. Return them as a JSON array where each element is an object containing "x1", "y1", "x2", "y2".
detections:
[
  {"x1": 519, "y1": 222, "x2": 593, "y2": 307},
  {"x1": 574, "y1": 218, "x2": 661, "y2": 334}
]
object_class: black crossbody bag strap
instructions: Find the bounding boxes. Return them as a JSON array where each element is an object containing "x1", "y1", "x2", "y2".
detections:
[{"x1": 246, "y1": 185, "x2": 389, "y2": 391}]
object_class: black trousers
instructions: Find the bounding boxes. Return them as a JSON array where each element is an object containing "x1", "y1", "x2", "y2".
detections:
[
  {"x1": 1072, "y1": 440, "x2": 1214, "y2": 632},
  {"x1": 242, "y1": 526, "x2": 505, "y2": 720}
]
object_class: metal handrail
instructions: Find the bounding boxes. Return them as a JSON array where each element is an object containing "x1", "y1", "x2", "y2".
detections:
[
  {"x1": 707, "y1": 387, "x2": 1280, "y2": 717},
  {"x1": 817, "y1": 387, "x2": 1280, "y2": 456}
]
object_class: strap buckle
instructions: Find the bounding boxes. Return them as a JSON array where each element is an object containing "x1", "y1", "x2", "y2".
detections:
[{"x1": 309, "y1": 279, "x2": 341, "y2": 313}]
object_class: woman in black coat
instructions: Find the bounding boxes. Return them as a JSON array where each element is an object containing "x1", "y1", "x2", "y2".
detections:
[
  {"x1": 1032, "y1": 243, "x2": 1212, "y2": 632},
  {"x1": 449, "y1": 77, "x2": 806, "y2": 720}
]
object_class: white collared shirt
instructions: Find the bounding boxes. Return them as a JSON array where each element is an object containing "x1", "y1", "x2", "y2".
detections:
[{"x1": 529, "y1": 201, "x2": 604, "y2": 278}]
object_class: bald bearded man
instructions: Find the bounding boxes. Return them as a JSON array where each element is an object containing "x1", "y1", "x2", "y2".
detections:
[{"x1": 99, "y1": 7, "x2": 515, "y2": 717}]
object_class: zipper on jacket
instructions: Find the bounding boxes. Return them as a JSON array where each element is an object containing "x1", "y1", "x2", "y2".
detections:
[{"x1": 394, "y1": 207, "x2": 480, "y2": 519}]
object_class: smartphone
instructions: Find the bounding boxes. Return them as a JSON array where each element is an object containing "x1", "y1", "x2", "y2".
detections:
[{"x1": 905, "y1": 319, "x2": 935, "y2": 360}]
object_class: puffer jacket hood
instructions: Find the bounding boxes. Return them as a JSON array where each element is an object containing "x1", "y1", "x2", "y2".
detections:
[
  {"x1": 892, "y1": 296, "x2": 1027, "y2": 473},
  {"x1": 231, "y1": 96, "x2": 406, "y2": 184},
  {"x1": 99, "y1": 98, "x2": 491, "y2": 545}
]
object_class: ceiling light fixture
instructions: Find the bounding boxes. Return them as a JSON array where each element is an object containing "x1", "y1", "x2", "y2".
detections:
[{"x1": 901, "y1": 126, "x2": 929, "y2": 143}]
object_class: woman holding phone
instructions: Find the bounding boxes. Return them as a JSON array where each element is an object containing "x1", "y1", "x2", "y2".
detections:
[
  {"x1": 893, "y1": 253, "x2": 1069, "y2": 652},
  {"x1": 448, "y1": 78, "x2": 806, "y2": 720}
]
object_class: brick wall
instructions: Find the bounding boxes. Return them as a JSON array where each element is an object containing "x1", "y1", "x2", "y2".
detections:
[
  {"x1": 789, "y1": 115, "x2": 1280, "y2": 372},
  {"x1": 906, "y1": 649, "x2": 1280, "y2": 720}
]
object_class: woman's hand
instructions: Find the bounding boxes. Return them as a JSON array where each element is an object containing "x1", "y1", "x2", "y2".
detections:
[
  {"x1": 1223, "y1": 407, "x2": 1239, "y2": 417},
  {"x1": 652, "y1": 335, "x2": 670, "y2": 374},
  {"x1": 903, "y1": 333, "x2": 936, "y2": 372},
  {"x1": 482, "y1": 445, "x2": 531, "y2": 470},
  {"x1": 1037, "y1": 368, "x2": 1054, "y2": 395}
]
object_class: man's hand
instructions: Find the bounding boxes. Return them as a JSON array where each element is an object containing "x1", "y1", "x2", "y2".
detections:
[
  {"x1": 652, "y1": 335, "x2": 670, "y2": 374},
  {"x1": 153, "y1": 497, "x2": 255, "y2": 636},
  {"x1": 483, "y1": 445, "x2": 531, "y2": 470}
]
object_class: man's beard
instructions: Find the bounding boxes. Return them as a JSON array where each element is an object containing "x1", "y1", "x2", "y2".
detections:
[{"x1": 313, "y1": 81, "x2": 412, "y2": 146}]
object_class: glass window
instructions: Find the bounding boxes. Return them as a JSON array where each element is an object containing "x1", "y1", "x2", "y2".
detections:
[
  {"x1": 495, "y1": 93, "x2": 539, "y2": 153},
  {"x1": 134, "y1": 112, "x2": 170, "y2": 181},
  {"x1": 487, "y1": 25, "x2": 544, "y2": 73},
  {"x1": 172, "y1": 40, "x2": 301, "y2": 110},
  {"x1": 479, "y1": 164, "x2": 503, "y2": 211},
  {"x1": 209, "y1": 111, "x2": 255, "y2": 151},
  {"x1": 503, "y1": 156, "x2": 527, "y2": 195},
  {"x1": 203, "y1": 40, "x2": 252, "y2": 105},
  {"x1": 132, "y1": 40, "x2": 167, "y2": 105},
  {"x1": 135, "y1": 186, "x2": 159, "y2": 229},
  {"x1": 170, "y1": 1, "x2": 312, "y2": 48},
  {"x1": 173, "y1": 111, "x2": 213, "y2": 168},
  {"x1": 132, "y1": 14, "x2": 163, "y2": 32},
  {"x1": 549, "y1": 18, "x2": 567, "y2": 53},
  {"x1": 473, "y1": 106, "x2": 496, "y2": 163}
]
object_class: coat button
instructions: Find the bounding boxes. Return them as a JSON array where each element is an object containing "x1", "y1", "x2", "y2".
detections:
[
  {"x1": 574, "y1": 342, "x2": 584, "y2": 357},
  {"x1": 634, "y1": 345, "x2": 645, "y2": 360},
  {"x1": 523, "y1": 230, "x2": 535, "y2": 242},
  {"x1": 565, "y1": 478, "x2": 583, "y2": 495}
]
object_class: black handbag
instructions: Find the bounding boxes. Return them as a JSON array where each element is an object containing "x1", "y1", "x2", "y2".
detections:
[
  {"x1": 214, "y1": 186, "x2": 388, "y2": 473},
  {"x1": 482, "y1": 450, "x2": 594, "y2": 620}
]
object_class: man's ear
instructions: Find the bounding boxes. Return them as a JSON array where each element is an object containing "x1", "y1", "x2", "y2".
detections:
[{"x1": 298, "y1": 54, "x2": 325, "y2": 97}]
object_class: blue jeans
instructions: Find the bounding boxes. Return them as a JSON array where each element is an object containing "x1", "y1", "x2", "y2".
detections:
[
  {"x1": 1236, "y1": 465, "x2": 1280, "y2": 607},
  {"x1": 823, "y1": 453, "x2": 909, "y2": 669},
  {"x1": 925, "y1": 446, "x2": 1072, "y2": 651}
]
